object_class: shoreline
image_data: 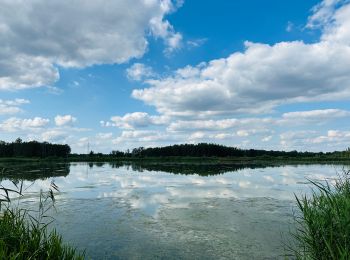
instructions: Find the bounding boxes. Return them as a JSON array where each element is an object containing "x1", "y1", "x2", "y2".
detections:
[{"x1": 0, "y1": 156, "x2": 349, "y2": 165}]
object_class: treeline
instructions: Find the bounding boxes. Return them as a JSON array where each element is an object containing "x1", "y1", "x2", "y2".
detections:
[
  {"x1": 0, "y1": 138, "x2": 71, "y2": 158},
  {"x1": 109, "y1": 143, "x2": 350, "y2": 158}
]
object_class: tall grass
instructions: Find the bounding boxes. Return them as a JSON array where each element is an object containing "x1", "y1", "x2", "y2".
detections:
[
  {"x1": 0, "y1": 209, "x2": 84, "y2": 259},
  {"x1": 291, "y1": 170, "x2": 350, "y2": 259},
  {"x1": 0, "y1": 170, "x2": 84, "y2": 259}
]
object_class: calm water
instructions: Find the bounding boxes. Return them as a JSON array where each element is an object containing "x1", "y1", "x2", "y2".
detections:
[{"x1": 0, "y1": 162, "x2": 345, "y2": 259}]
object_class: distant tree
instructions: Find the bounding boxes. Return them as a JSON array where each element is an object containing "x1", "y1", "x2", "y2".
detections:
[
  {"x1": 117, "y1": 143, "x2": 341, "y2": 159},
  {"x1": 0, "y1": 139, "x2": 71, "y2": 158}
]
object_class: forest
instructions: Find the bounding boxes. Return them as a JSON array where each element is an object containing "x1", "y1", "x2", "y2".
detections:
[
  {"x1": 0, "y1": 138, "x2": 71, "y2": 158},
  {"x1": 109, "y1": 143, "x2": 350, "y2": 159},
  {"x1": 1, "y1": 139, "x2": 350, "y2": 160}
]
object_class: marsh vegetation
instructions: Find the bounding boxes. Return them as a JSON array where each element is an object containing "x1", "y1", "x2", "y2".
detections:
[
  {"x1": 0, "y1": 171, "x2": 84, "y2": 259},
  {"x1": 290, "y1": 170, "x2": 350, "y2": 259}
]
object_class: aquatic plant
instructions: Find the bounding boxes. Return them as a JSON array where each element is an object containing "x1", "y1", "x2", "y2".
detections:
[
  {"x1": 0, "y1": 169, "x2": 84, "y2": 259},
  {"x1": 291, "y1": 169, "x2": 350, "y2": 259}
]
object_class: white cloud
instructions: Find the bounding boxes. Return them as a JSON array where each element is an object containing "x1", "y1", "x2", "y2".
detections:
[
  {"x1": 310, "y1": 130, "x2": 350, "y2": 144},
  {"x1": 188, "y1": 131, "x2": 206, "y2": 140},
  {"x1": 212, "y1": 133, "x2": 234, "y2": 140},
  {"x1": 79, "y1": 137, "x2": 89, "y2": 143},
  {"x1": 280, "y1": 131, "x2": 317, "y2": 148},
  {"x1": 0, "y1": 0, "x2": 182, "y2": 90},
  {"x1": 112, "y1": 130, "x2": 171, "y2": 144},
  {"x1": 54, "y1": 115, "x2": 77, "y2": 126},
  {"x1": 148, "y1": 1, "x2": 183, "y2": 54},
  {"x1": 163, "y1": 108, "x2": 347, "y2": 140},
  {"x1": 167, "y1": 118, "x2": 274, "y2": 132},
  {"x1": 75, "y1": 137, "x2": 89, "y2": 148},
  {"x1": 279, "y1": 129, "x2": 350, "y2": 150},
  {"x1": 132, "y1": 2, "x2": 350, "y2": 117},
  {"x1": 236, "y1": 130, "x2": 249, "y2": 137},
  {"x1": 0, "y1": 117, "x2": 49, "y2": 132},
  {"x1": 164, "y1": 32, "x2": 182, "y2": 54},
  {"x1": 133, "y1": 41, "x2": 350, "y2": 116},
  {"x1": 282, "y1": 109, "x2": 350, "y2": 120},
  {"x1": 306, "y1": 0, "x2": 348, "y2": 28},
  {"x1": 327, "y1": 129, "x2": 345, "y2": 137},
  {"x1": 110, "y1": 112, "x2": 169, "y2": 129},
  {"x1": 0, "y1": 98, "x2": 30, "y2": 115},
  {"x1": 41, "y1": 130, "x2": 67, "y2": 142},
  {"x1": 96, "y1": 133, "x2": 113, "y2": 139},
  {"x1": 321, "y1": 2, "x2": 350, "y2": 43},
  {"x1": 126, "y1": 63, "x2": 156, "y2": 81},
  {"x1": 262, "y1": 136, "x2": 272, "y2": 142}
]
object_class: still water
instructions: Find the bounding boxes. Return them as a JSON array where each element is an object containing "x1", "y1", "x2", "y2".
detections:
[{"x1": 0, "y1": 162, "x2": 345, "y2": 259}]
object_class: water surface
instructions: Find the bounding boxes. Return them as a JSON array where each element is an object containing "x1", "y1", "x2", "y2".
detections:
[{"x1": 0, "y1": 162, "x2": 344, "y2": 259}]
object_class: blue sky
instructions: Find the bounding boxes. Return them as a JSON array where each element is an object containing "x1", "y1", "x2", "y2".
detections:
[{"x1": 1, "y1": 0, "x2": 350, "y2": 153}]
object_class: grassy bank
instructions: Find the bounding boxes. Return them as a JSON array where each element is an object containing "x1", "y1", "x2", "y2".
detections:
[{"x1": 291, "y1": 170, "x2": 350, "y2": 259}]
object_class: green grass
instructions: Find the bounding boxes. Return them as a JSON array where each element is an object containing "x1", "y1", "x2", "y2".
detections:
[{"x1": 291, "y1": 170, "x2": 350, "y2": 259}]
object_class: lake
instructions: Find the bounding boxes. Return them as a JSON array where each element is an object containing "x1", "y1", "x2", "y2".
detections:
[{"x1": 0, "y1": 162, "x2": 345, "y2": 259}]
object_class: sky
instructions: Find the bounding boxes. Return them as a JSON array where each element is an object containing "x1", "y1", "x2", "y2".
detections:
[{"x1": 1, "y1": 0, "x2": 350, "y2": 153}]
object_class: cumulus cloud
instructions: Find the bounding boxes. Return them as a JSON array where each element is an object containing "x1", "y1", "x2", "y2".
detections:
[
  {"x1": 0, "y1": 0, "x2": 182, "y2": 90},
  {"x1": 0, "y1": 117, "x2": 49, "y2": 132},
  {"x1": 0, "y1": 98, "x2": 30, "y2": 115},
  {"x1": 109, "y1": 112, "x2": 169, "y2": 129},
  {"x1": 54, "y1": 115, "x2": 77, "y2": 126},
  {"x1": 126, "y1": 63, "x2": 156, "y2": 81},
  {"x1": 148, "y1": 1, "x2": 183, "y2": 54},
  {"x1": 321, "y1": 1, "x2": 350, "y2": 43},
  {"x1": 132, "y1": 2, "x2": 350, "y2": 117}
]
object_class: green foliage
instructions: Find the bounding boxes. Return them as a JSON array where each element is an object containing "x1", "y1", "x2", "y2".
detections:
[
  {"x1": 290, "y1": 170, "x2": 350, "y2": 259},
  {"x1": 0, "y1": 139, "x2": 71, "y2": 158},
  {"x1": 0, "y1": 174, "x2": 84, "y2": 259},
  {"x1": 109, "y1": 143, "x2": 349, "y2": 159},
  {"x1": 0, "y1": 209, "x2": 84, "y2": 259}
]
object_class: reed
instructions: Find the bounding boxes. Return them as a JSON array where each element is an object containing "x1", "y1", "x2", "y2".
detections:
[
  {"x1": 0, "y1": 170, "x2": 84, "y2": 259},
  {"x1": 291, "y1": 170, "x2": 350, "y2": 259}
]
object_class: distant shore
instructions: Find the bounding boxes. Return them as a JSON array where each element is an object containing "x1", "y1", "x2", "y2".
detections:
[{"x1": 1, "y1": 155, "x2": 349, "y2": 165}]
